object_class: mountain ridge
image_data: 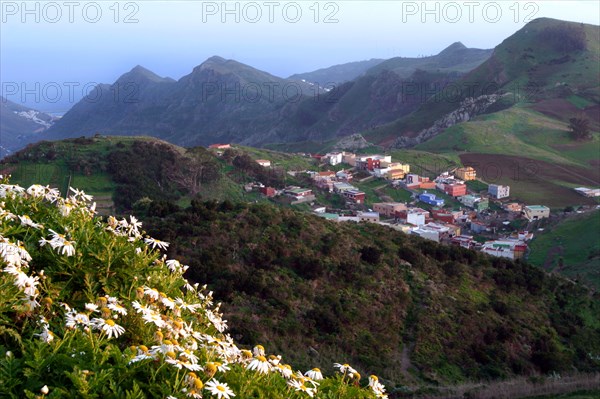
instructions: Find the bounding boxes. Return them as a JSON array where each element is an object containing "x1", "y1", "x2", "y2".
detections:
[
  {"x1": 0, "y1": 96, "x2": 55, "y2": 157},
  {"x1": 36, "y1": 18, "x2": 600, "y2": 158},
  {"x1": 44, "y1": 41, "x2": 492, "y2": 148}
]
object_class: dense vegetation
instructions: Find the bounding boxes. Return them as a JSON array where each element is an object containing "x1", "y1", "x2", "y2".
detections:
[
  {"x1": 3, "y1": 138, "x2": 600, "y2": 396},
  {"x1": 141, "y1": 200, "x2": 600, "y2": 388},
  {"x1": 0, "y1": 179, "x2": 387, "y2": 398}
]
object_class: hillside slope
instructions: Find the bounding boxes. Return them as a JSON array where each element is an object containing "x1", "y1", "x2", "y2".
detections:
[
  {"x1": 144, "y1": 201, "x2": 600, "y2": 387},
  {"x1": 365, "y1": 18, "x2": 600, "y2": 145},
  {"x1": 2, "y1": 138, "x2": 600, "y2": 394},
  {"x1": 0, "y1": 136, "x2": 315, "y2": 213},
  {"x1": 0, "y1": 178, "x2": 385, "y2": 399}
]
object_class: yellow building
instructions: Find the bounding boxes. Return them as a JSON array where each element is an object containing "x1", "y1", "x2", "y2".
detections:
[
  {"x1": 382, "y1": 161, "x2": 410, "y2": 173},
  {"x1": 387, "y1": 169, "x2": 406, "y2": 180},
  {"x1": 456, "y1": 166, "x2": 476, "y2": 181}
]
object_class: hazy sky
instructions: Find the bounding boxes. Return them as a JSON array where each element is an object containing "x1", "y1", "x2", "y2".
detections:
[{"x1": 1, "y1": 0, "x2": 599, "y2": 113}]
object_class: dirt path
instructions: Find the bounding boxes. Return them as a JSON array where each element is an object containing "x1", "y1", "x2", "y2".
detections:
[
  {"x1": 543, "y1": 245, "x2": 564, "y2": 271},
  {"x1": 400, "y1": 343, "x2": 415, "y2": 381},
  {"x1": 373, "y1": 184, "x2": 394, "y2": 202}
]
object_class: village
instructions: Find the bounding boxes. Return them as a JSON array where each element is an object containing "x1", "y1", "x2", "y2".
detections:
[{"x1": 208, "y1": 145, "x2": 595, "y2": 262}]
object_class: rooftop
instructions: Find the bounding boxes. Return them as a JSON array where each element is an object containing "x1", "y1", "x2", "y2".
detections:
[
  {"x1": 287, "y1": 188, "x2": 311, "y2": 194},
  {"x1": 359, "y1": 212, "x2": 380, "y2": 218},
  {"x1": 525, "y1": 205, "x2": 550, "y2": 210}
]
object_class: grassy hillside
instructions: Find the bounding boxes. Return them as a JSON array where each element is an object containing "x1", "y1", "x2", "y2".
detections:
[
  {"x1": 0, "y1": 137, "x2": 321, "y2": 213},
  {"x1": 415, "y1": 105, "x2": 598, "y2": 167},
  {"x1": 528, "y1": 211, "x2": 600, "y2": 289},
  {"x1": 231, "y1": 146, "x2": 316, "y2": 170},
  {"x1": 411, "y1": 104, "x2": 600, "y2": 208},
  {"x1": 143, "y1": 200, "x2": 600, "y2": 390},
  {"x1": 363, "y1": 18, "x2": 599, "y2": 144}
]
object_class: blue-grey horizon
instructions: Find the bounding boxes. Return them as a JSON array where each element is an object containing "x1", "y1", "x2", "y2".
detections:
[{"x1": 1, "y1": 0, "x2": 598, "y2": 113}]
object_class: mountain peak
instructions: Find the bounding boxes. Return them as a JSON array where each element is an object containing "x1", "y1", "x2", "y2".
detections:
[
  {"x1": 119, "y1": 65, "x2": 169, "y2": 83},
  {"x1": 440, "y1": 42, "x2": 467, "y2": 54},
  {"x1": 196, "y1": 56, "x2": 235, "y2": 73},
  {"x1": 204, "y1": 55, "x2": 227, "y2": 64}
]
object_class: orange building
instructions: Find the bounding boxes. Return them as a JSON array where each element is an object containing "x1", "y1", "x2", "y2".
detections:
[
  {"x1": 455, "y1": 167, "x2": 476, "y2": 181},
  {"x1": 444, "y1": 184, "x2": 467, "y2": 197}
]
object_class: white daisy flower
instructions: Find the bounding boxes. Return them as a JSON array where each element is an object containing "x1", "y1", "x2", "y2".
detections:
[
  {"x1": 334, "y1": 362, "x2": 358, "y2": 376},
  {"x1": 107, "y1": 303, "x2": 128, "y2": 316},
  {"x1": 142, "y1": 309, "x2": 166, "y2": 328},
  {"x1": 92, "y1": 318, "x2": 125, "y2": 339},
  {"x1": 26, "y1": 184, "x2": 45, "y2": 198},
  {"x1": 19, "y1": 215, "x2": 43, "y2": 229},
  {"x1": 305, "y1": 368, "x2": 323, "y2": 380},
  {"x1": 144, "y1": 237, "x2": 169, "y2": 250},
  {"x1": 204, "y1": 379, "x2": 235, "y2": 399},
  {"x1": 23, "y1": 295, "x2": 40, "y2": 311},
  {"x1": 246, "y1": 355, "x2": 271, "y2": 374},
  {"x1": 58, "y1": 240, "x2": 76, "y2": 256},
  {"x1": 287, "y1": 379, "x2": 316, "y2": 397},
  {"x1": 34, "y1": 327, "x2": 54, "y2": 343},
  {"x1": 143, "y1": 287, "x2": 160, "y2": 301},
  {"x1": 275, "y1": 364, "x2": 293, "y2": 379},
  {"x1": 69, "y1": 187, "x2": 93, "y2": 202}
]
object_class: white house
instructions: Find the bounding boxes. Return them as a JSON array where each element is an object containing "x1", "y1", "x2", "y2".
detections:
[
  {"x1": 411, "y1": 223, "x2": 450, "y2": 243},
  {"x1": 357, "y1": 211, "x2": 380, "y2": 223},
  {"x1": 488, "y1": 184, "x2": 510, "y2": 199},
  {"x1": 523, "y1": 205, "x2": 550, "y2": 221},
  {"x1": 325, "y1": 152, "x2": 343, "y2": 166}
]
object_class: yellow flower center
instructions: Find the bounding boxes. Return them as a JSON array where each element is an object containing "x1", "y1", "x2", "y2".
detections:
[
  {"x1": 257, "y1": 355, "x2": 267, "y2": 362},
  {"x1": 105, "y1": 319, "x2": 115, "y2": 326},
  {"x1": 193, "y1": 378, "x2": 204, "y2": 389},
  {"x1": 241, "y1": 350, "x2": 252, "y2": 358},
  {"x1": 205, "y1": 363, "x2": 217, "y2": 375},
  {"x1": 217, "y1": 386, "x2": 226, "y2": 392},
  {"x1": 165, "y1": 351, "x2": 176, "y2": 359}
]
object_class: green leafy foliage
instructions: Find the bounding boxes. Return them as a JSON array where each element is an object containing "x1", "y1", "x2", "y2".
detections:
[
  {"x1": 142, "y1": 201, "x2": 600, "y2": 385},
  {"x1": 0, "y1": 178, "x2": 386, "y2": 399}
]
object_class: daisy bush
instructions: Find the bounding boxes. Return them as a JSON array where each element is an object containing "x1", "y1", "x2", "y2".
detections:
[{"x1": 0, "y1": 176, "x2": 387, "y2": 399}]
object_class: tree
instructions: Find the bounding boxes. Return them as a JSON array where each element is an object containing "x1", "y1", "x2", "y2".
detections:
[
  {"x1": 165, "y1": 155, "x2": 219, "y2": 196},
  {"x1": 568, "y1": 116, "x2": 591, "y2": 141}
]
